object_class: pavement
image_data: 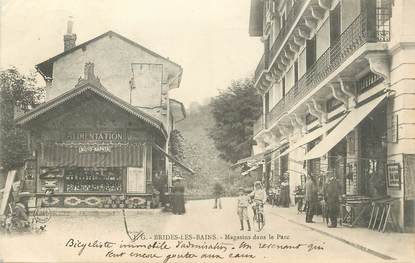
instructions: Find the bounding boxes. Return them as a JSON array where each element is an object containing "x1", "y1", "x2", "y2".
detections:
[
  {"x1": 267, "y1": 203, "x2": 415, "y2": 263},
  {"x1": 0, "y1": 197, "x2": 413, "y2": 263}
]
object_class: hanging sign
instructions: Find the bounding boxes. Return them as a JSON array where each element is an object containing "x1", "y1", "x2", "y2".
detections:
[
  {"x1": 387, "y1": 163, "x2": 401, "y2": 189},
  {"x1": 389, "y1": 114, "x2": 398, "y2": 143}
]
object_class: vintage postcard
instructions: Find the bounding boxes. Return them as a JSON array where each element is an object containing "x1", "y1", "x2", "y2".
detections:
[{"x1": 0, "y1": 0, "x2": 414, "y2": 263}]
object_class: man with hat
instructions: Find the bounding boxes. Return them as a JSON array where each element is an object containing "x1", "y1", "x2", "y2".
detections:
[
  {"x1": 323, "y1": 171, "x2": 339, "y2": 228},
  {"x1": 304, "y1": 173, "x2": 318, "y2": 223}
]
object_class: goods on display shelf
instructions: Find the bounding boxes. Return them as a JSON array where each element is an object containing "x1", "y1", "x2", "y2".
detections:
[{"x1": 64, "y1": 167, "x2": 122, "y2": 193}]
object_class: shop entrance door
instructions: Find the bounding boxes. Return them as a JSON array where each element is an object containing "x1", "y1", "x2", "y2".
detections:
[
  {"x1": 359, "y1": 104, "x2": 387, "y2": 197},
  {"x1": 328, "y1": 139, "x2": 347, "y2": 194}
]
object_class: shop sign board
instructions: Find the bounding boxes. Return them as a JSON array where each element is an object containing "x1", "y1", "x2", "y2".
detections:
[
  {"x1": 389, "y1": 114, "x2": 398, "y2": 143},
  {"x1": 387, "y1": 163, "x2": 401, "y2": 189},
  {"x1": 78, "y1": 144, "x2": 112, "y2": 153},
  {"x1": 65, "y1": 131, "x2": 125, "y2": 141}
]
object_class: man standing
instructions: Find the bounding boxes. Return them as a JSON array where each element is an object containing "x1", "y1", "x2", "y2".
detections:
[
  {"x1": 305, "y1": 174, "x2": 318, "y2": 223},
  {"x1": 213, "y1": 179, "x2": 224, "y2": 209},
  {"x1": 280, "y1": 173, "x2": 290, "y2": 207},
  {"x1": 324, "y1": 172, "x2": 339, "y2": 228}
]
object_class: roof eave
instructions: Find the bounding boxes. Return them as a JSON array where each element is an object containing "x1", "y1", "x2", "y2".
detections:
[
  {"x1": 15, "y1": 83, "x2": 168, "y2": 138},
  {"x1": 35, "y1": 30, "x2": 182, "y2": 79}
]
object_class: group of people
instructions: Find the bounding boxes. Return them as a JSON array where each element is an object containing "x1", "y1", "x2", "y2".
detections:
[
  {"x1": 236, "y1": 181, "x2": 267, "y2": 231},
  {"x1": 304, "y1": 172, "x2": 340, "y2": 228},
  {"x1": 212, "y1": 180, "x2": 267, "y2": 231}
]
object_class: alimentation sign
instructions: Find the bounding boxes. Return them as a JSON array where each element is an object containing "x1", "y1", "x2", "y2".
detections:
[{"x1": 64, "y1": 131, "x2": 125, "y2": 141}]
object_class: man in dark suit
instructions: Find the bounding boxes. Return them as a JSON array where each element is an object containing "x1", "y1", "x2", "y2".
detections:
[
  {"x1": 324, "y1": 173, "x2": 339, "y2": 228},
  {"x1": 305, "y1": 174, "x2": 318, "y2": 223},
  {"x1": 213, "y1": 179, "x2": 224, "y2": 209}
]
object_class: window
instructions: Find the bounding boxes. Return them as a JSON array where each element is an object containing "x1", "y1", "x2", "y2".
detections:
[
  {"x1": 376, "y1": 0, "x2": 392, "y2": 41},
  {"x1": 269, "y1": 84, "x2": 275, "y2": 108},
  {"x1": 294, "y1": 60, "x2": 299, "y2": 83},
  {"x1": 282, "y1": 77, "x2": 286, "y2": 98},
  {"x1": 273, "y1": 82, "x2": 282, "y2": 104},
  {"x1": 280, "y1": 11, "x2": 286, "y2": 30},
  {"x1": 265, "y1": 92, "x2": 270, "y2": 113},
  {"x1": 286, "y1": 66, "x2": 294, "y2": 93},
  {"x1": 299, "y1": 49, "x2": 307, "y2": 78},
  {"x1": 330, "y1": 3, "x2": 341, "y2": 45},
  {"x1": 306, "y1": 36, "x2": 316, "y2": 71}
]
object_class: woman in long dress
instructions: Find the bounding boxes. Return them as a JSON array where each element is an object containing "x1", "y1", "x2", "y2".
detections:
[{"x1": 172, "y1": 177, "x2": 186, "y2": 215}]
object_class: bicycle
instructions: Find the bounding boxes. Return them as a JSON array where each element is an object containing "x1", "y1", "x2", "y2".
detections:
[
  {"x1": 252, "y1": 201, "x2": 265, "y2": 231},
  {"x1": 1, "y1": 203, "x2": 33, "y2": 233},
  {"x1": 33, "y1": 189, "x2": 53, "y2": 224}
]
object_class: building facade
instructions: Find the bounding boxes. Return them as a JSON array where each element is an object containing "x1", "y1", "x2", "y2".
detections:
[
  {"x1": 15, "y1": 27, "x2": 191, "y2": 209},
  {"x1": 248, "y1": 0, "x2": 415, "y2": 231}
]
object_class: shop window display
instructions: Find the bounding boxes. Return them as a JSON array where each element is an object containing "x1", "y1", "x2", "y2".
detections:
[{"x1": 64, "y1": 167, "x2": 123, "y2": 193}]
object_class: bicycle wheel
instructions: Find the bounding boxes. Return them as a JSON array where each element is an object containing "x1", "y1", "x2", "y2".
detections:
[{"x1": 34, "y1": 207, "x2": 51, "y2": 224}]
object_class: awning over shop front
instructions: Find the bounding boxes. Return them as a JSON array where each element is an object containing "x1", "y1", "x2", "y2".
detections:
[
  {"x1": 304, "y1": 94, "x2": 387, "y2": 160},
  {"x1": 234, "y1": 149, "x2": 271, "y2": 168},
  {"x1": 280, "y1": 115, "x2": 347, "y2": 157},
  {"x1": 151, "y1": 143, "x2": 195, "y2": 174},
  {"x1": 40, "y1": 143, "x2": 144, "y2": 167},
  {"x1": 241, "y1": 164, "x2": 261, "y2": 176}
]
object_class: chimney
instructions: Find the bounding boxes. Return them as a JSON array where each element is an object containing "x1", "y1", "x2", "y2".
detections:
[{"x1": 63, "y1": 19, "x2": 77, "y2": 51}]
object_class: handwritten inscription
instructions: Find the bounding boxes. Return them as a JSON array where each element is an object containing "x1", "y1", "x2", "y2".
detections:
[{"x1": 64, "y1": 232, "x2": 325, "y2": 262}]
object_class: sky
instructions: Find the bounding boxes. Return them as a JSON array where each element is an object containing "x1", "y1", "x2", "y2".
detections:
[{"x1": 0, "y1": 0, "x2": 262, "y2": 107}]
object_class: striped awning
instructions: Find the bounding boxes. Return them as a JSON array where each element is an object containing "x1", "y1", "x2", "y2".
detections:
[{"x1": 40, "y1": 143, "x2": 144, "y2": 167}]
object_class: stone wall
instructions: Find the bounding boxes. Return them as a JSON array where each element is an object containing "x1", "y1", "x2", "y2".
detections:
[{"x1": 48, "y1": 34, "x2": 181, "y2": 109}]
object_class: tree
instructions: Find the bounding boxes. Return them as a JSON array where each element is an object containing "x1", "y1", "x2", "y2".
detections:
[
  {"x1": 169, "y1": 129, "x2": 185, "y2": 161},
  {"x1": 0, "y1": 67, "x2": 45, "y2": 170},
  {"x1": 208, "y1": 78, "x2": 262, "y2": 163}
]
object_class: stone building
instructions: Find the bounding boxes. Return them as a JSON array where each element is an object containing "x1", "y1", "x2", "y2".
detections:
[
  {"x1": 246, "y1": 0, "x2": 415, "y2": 231},
  {"x1": 14, "y1": 24, "x2": 192, "y2": 209}
]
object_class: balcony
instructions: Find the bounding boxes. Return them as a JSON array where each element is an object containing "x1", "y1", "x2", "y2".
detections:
[
  {"x1": 254, "y1": 0, "x2": 308, "y2": 83},
  {"x1": 268, "y1": 0, "x2": 308, "y2": 66},
  {"x1": 253, "y1": 11, "x2": 390, "y2": 137}
]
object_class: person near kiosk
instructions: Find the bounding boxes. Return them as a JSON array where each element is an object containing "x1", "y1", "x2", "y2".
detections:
[{"x1": 172, "y1": 176, "x2": 186, "y2": 215}]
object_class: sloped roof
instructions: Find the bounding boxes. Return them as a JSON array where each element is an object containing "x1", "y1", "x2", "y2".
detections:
[
  {"x1": 15, "y1": 81, "x2": 167, "y2": 138},
  {"x1": 36, "y1": 30, "x2": 182, "y2": 80}
]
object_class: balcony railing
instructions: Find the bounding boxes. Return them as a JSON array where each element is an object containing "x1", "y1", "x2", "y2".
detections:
[{"x1": 253, "y1": 11, "x2": 390, "y2": 137}]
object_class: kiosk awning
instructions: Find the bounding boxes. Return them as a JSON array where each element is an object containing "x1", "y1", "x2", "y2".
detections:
[
  {"x1": 280, "y1": 115, "x2": 346, "y2": 157},
  {"x1": 152, "y1": 143, "x2": 195, "y2": 174},
  {"x1": 40, "y1": 143, "x2": 144, "y2": 167},
  {"x1": 304, "y1": 94, "x2": 387, "y2": 160}
]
